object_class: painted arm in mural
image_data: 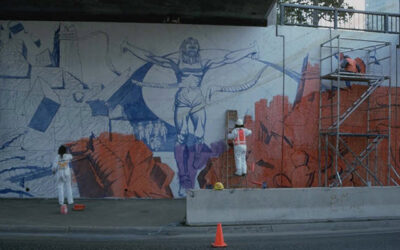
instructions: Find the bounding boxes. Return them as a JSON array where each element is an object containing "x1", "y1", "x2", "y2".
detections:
[
  {"x1": 131, "y1": 79, "x2": 179, "y2": 88},
  {"x1": 206, "y1": 65, "x2": 268, "y2": 102},
  {"x1": 205, "y1": 41, "x2": 259, "y2": 69},
  {"x1": 121, "y1": 40, "x2": 178, "y2": 69}
]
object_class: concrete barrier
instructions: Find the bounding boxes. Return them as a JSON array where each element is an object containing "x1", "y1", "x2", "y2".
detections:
[{"x1": 186, "y1": 187, "x2": 400, "y2": 225}]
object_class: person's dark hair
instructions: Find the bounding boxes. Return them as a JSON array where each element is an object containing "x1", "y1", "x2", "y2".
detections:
[{"x1": 58, "y1": 145, "x2": 67, "y2": 157}]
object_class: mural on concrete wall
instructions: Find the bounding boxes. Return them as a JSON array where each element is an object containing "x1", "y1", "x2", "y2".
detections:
[{"x1": 0, "y1": 20, "x2": 398, "y2": 198}]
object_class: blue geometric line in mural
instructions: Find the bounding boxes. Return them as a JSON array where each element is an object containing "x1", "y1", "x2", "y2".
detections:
[
  {"x1": 0, "y1": 156, "x2": 25, "y2": 163},
  {"x1": 0, "y1": 165, "x2": 44, "y2": 175},
  {"x1": 0, "y1": 132, "x2": 26, "y2": 150},
  {"x1": 0, "y1": 188, "x2": 33, "y2": 197},
  {"x1": 256, "y1": 59, "x2": 301, "y2": 82},
  {"x1": 293, "y1": 54, "x2": 309, "y2": 108},
  {"x1": 7, "y1": 166, "x2": 52, "y2": 184},
  {"x1": 64, "y1": 71, "x2": 89, "y2": 89},
  {"x1": 28, "y1": 97, "x2": 60, "y2": 132},
  {"x1": 51, "y1": 25, "x2": 60, "y2": 67}
]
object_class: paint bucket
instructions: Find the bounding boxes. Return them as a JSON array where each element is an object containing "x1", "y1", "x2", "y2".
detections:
[
  {"x1": 60, "y1": 204, "x2": 68, "y2": 214},
  {"x1": 73, "y1": 204, "x2": 86, "y2": 211}
]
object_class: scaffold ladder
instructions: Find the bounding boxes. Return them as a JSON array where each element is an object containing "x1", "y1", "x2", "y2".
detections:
[
  {"x1": 330, "y1": 136, "x2": 385, "y2": 187},
  {"x1": 329, "y1": 76, "x2": 385, "y2": 129},
  {"x1": 225, "y1": 110, "x2": 237, "y2": 188}
]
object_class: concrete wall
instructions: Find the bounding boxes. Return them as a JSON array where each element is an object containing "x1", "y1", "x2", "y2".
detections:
[
  {"x1": 0, "y1": 19, "x2": 399, "y2": 199},
  {"x1": 186, "y1": 187, "x2": 400, "y2": 225}
]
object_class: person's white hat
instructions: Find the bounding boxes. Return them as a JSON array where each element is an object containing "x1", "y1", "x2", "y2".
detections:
[{"x1": 236, "y1": 119, "x2": 243, "y2": 126}]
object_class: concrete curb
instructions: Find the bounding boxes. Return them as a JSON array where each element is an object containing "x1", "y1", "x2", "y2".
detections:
[{"x1": 2, "y1": 218, "x2": 400, "y2": 237}]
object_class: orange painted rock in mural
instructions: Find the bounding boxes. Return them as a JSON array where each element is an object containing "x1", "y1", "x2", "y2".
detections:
[{"x1": 68, "y1": 132, "x2": 174, "y2": 198}]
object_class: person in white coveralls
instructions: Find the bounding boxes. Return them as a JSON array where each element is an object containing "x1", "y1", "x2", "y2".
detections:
[
  {"x1": 52, "y1": 145, "x2": 74, "y2": 205},
  {"x1": 228, "y1": 119, "x2": 252, "y2": 176}
]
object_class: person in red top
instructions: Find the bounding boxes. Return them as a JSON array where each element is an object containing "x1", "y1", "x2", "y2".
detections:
[{"x1": 228, "y1": 119, "x2": 252, "y2": 176}]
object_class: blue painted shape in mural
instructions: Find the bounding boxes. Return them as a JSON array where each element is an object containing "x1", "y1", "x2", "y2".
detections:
[
  {"x1": 0, "y1": 132, "x2": 26, "y2": 150},
  {"x1": 103, "y1": 62, "x2": 177, "y2": 151},
  {"x1": 64, "y1": 71, "x2": 89, "y2": 89},
  {"x1": 257, "y1": 59, "x2": 301, "y2": 82},
  {"x1": 9, "y1": 22, "x2": 24, "y2": 35},
  {"x1": 0, "y1": 165, "x2": 43, "y2": 175},
  {"x1": 0, "y1": 188, "x2": 33, "y2": 197},
  {"x1": 0, "y1": 156, "x2": 25, "y2": 163},
  {"x1": 22, "y1": 42, "x2": 28, "y2": 60},
  {"x1": 292, "y1": 54, "x2": 309, "y2": 108},
  {"x1": 86, "y1": 100, "x2": 109, "y2": 116},
  {"x1": 108, "y1": 63, "x2": 160, "y2": 121},
  {"x1": 51, "y1": 25, "x2": 60, "y2": 67},
  {"x1": 28, "y1": 97, "x2": 60, "y2": 132},
  {"x1": 8, "y1": 166, "x2": 52, "y2": 183},
  {"x1": 19, "y1": 177, "x2": 25, "y2": 188}
]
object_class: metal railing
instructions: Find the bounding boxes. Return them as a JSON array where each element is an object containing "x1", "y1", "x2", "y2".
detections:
[{"x1": 280, "y1": 3, "x2": 400, "y2": 34}]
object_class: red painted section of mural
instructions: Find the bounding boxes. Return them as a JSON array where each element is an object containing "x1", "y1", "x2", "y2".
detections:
[
  {"x1": 198, "y1": 62, "x2": 400, "y2": 188},
  {"x1": 68, "y1": 132, "x2": 174, "y2": 198}
]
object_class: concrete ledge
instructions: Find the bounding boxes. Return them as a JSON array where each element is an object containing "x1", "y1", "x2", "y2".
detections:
[{"x1": 186, "y1": 187, "x2": 400, "y2": 226}]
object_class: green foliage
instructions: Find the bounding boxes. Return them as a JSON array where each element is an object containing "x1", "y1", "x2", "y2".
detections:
[{"x1": 281, "y1": 0, "x2": 354, "y2": 26}]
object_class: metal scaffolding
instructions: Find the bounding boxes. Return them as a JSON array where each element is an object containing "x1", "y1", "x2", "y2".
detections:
[{"x1": 318, "y1": 35, "x2": 394, "y2": 187}]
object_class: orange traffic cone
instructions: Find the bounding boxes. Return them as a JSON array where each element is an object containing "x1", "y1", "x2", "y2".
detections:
[{"x1": 211, "y1": 223, "x2": 227, "y2": 248}]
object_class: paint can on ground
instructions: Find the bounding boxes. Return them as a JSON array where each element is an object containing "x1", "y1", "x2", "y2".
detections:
[{"x1": 60, "y1": 204, "x2": 68, "y2": 214}]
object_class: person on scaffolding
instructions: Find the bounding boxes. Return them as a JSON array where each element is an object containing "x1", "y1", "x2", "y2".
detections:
[{"x1": 228, "y1": 118, "x2": 252, "y2": 176}]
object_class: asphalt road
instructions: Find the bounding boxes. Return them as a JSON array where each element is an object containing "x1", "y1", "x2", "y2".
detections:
[{"x1": 1, "y1": 229, "x2": 400, "y2": 250}]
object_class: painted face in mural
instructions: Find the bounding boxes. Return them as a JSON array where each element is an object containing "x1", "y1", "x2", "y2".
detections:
[{"x1": 179, "y1": 37, "x2": 200, "y2": 65}]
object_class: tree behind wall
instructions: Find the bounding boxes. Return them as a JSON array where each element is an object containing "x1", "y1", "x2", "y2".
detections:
[{"x1": 281, "y1": 0, "x2": 354, "y2": 26}]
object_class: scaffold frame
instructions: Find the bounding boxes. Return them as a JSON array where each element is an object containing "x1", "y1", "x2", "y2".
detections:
[{"x1": 318, "y1": 35, "x2": 394, "y2": 187}]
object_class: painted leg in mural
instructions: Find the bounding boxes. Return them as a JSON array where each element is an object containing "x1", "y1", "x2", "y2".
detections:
[
  {"x1": 175, "y1": 143, "x2": 192, "y2": 196},
  {"x1": 190, "y1": 107, "x2": 207, "y2": 170},
  {"x1": 174, "y1": 106, "x2": 192, "y2": 196}
]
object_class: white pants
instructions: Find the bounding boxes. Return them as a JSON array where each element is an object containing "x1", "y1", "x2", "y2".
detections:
[
  {"x1": 56, "y1": 168, "x2": 73, "y2": 205},
  {"x1": 234, "y1": 144, "x2": 247, "y2": 175}
]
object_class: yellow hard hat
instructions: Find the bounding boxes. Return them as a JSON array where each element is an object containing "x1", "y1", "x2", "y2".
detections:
[{"x1": 214, "y1": 182, "x2": 224, "y2": 190}]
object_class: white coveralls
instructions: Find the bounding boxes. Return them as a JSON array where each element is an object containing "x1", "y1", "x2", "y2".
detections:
[
  {"x1": 52, "y1": 154, "x2": 74, "y2": 205},
  {"x1": 228, "y1": 127, "x2": 252, "y2": 176}
]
